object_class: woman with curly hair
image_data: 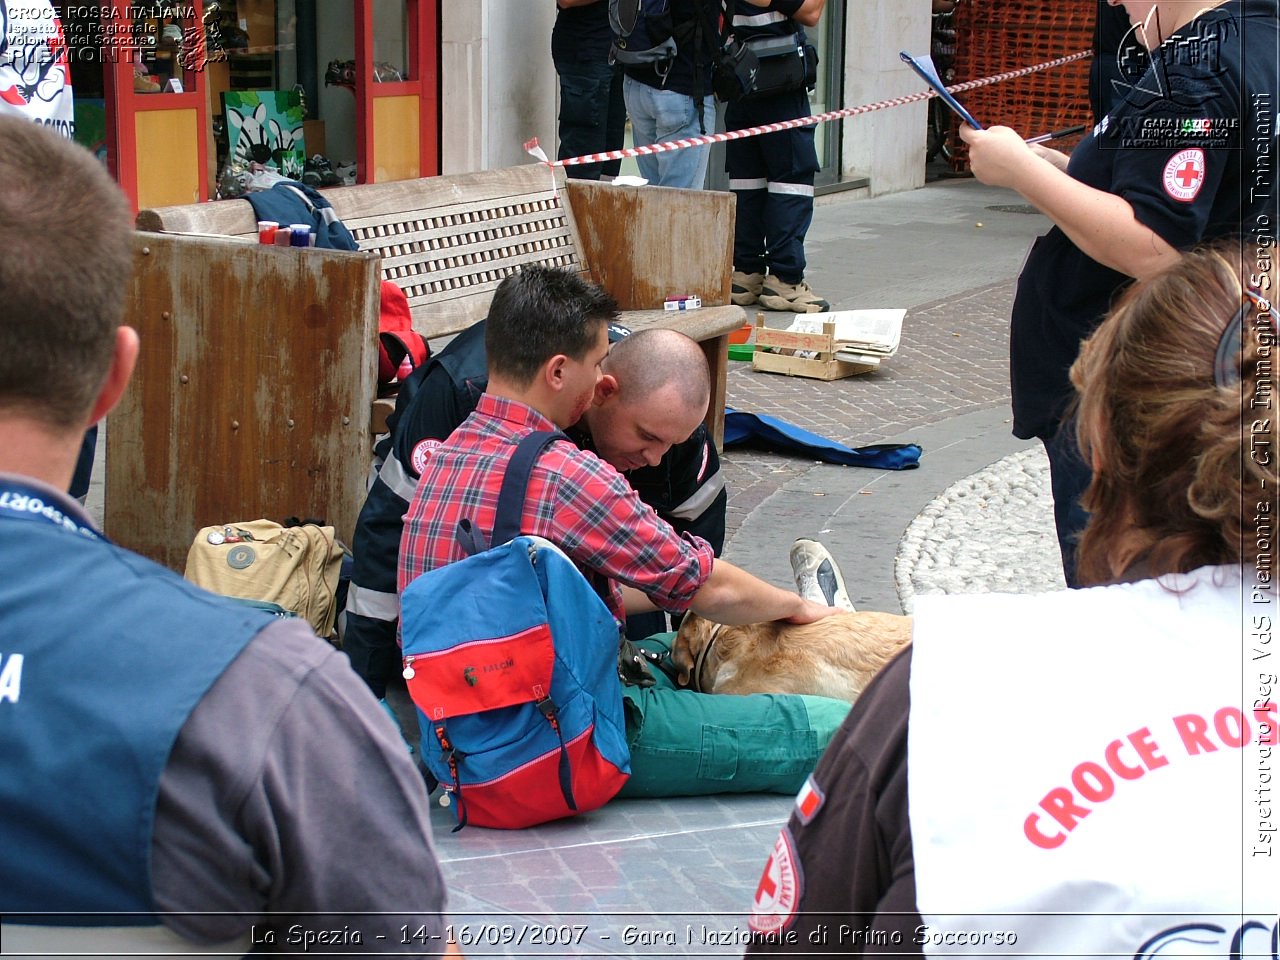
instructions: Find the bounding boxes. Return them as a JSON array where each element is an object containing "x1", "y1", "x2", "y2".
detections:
[
  {"x1": 745, "y1": 243, "x2": 1279, "y2": 957},
  {"x1": 960, "y1": 0, "x2": 1278, "y2": 586}
]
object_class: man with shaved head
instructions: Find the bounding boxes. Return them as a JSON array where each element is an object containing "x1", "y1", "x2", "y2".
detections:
[
  {"x1": 397, "y1": 265, "x2": 847, "y2": 798},
  {"x1": 586, "y1": 328, "x2": 710, "y2": 472},
  {"x1": 345, "y1": 307, "x2": 727, "y2": 701}
]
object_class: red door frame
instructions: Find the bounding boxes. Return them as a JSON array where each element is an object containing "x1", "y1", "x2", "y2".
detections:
[
  {"x1": 353, "y1": 0, "x2": 438, "y2": 183},
  {"x1": 104, "y1": 4, "x2": 210, "y2": 210}
]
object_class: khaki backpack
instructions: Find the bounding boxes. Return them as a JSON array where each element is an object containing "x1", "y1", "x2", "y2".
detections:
[{"x1": 184, "y1": 519, "x2": 345, "y2": 639}]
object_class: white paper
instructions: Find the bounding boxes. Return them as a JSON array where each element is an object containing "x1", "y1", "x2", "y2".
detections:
[{"x1": 786, "y1": 309, "x2": 905, "y2": 356}]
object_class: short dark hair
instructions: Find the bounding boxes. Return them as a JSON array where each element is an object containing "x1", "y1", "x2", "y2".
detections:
[
  {"x1": 484, "y1": 265, "x2": 618, "y2": 386},
  {"x1": 0, "y1": 117, "x2": 133, "y2": 429}
]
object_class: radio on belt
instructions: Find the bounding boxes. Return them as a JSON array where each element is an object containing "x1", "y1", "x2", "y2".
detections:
[{"x1": 663, "y1": 296, "x2": 701, "y2": 311}]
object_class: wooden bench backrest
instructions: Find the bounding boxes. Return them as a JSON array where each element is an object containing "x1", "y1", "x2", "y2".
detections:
[
  {"x1": 137, "y1": 166, "x2": 588, "y2": 339},
  {"x1": 118, "y1": 168, "x2": 743, "y2": 569}
]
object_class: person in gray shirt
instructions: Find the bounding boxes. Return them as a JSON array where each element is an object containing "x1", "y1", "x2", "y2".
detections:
[{"x1": 0, "y1": 115, "x2": 458, "y2": 957}]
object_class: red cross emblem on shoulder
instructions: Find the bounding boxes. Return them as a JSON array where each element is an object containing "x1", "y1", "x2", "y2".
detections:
[
  {"x1": 1162, "y1": 148, "x2": 1206, "y2": 202},
  {"x1": 748, "y1": 828, "x2": 801, "y2": 935}
]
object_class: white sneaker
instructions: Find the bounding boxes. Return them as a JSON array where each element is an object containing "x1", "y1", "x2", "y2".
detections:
[{"x1": 790, "y1": 538, "x2": 855, "y2": 611}]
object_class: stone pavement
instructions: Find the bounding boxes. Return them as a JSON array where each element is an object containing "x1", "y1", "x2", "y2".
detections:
[{"x1": 718, "y1": 175, "x2": 1061, "y2": 613}]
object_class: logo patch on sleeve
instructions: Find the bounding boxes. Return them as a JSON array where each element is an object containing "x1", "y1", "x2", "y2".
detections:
[
  {"x1": 1162, "y1": 148, "x2": 1205, "y2": 202},
  {"x1": 748, "y1": 828, "x2": 803, "y2": 935},
  {"x1": 794, "y1": 775, "x2": 825, "y2": 825},
  {"x1": 410, "y1": 438, "x2": 440, "y2": 475}
]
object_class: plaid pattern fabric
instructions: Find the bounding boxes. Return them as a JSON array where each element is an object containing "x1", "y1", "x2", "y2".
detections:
[{"x1": 398, "y1": 394, "x2": 715, "y2": 624}]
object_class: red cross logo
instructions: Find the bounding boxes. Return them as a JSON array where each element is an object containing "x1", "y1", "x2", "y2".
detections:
[
  {"x1": 756, "y1": 868, "x2": 778, "y2": 902},
  {"x1": 1162, "y1": 148, "x2": 1206, "y2": 202},
  {"x1": 749, "y1": 829, "x2": 800, "y2": 935}
]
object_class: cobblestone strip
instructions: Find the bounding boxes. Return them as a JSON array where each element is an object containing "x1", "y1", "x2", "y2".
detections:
[{"x1": 894, "y1": 445, "x2": 1064, "y2": 611}]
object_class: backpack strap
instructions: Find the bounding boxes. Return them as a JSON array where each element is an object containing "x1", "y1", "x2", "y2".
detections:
[
  {"x1": 453, "y1": 430, "x2": 567, "y2": 556},
  {"x1": 491, "y1": 430, "x2": 568, "y2": 547}
]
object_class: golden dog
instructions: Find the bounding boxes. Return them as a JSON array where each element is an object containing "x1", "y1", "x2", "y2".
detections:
[{"x1": 670, "y1": 610, "x2": 912, "y2": 701}]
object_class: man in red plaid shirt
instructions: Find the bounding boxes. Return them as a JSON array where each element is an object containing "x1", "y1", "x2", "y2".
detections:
[
  {"x1": 398, "y1": 266, "x2": 847, "y2": 796},
  {"x1": 398, "y1": 265, "x2": 833, "y2": 633}
]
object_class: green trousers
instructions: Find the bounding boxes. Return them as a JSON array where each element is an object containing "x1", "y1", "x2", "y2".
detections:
[{"x1": 618, "y1": 635, "x2": 852, "y2": 798}]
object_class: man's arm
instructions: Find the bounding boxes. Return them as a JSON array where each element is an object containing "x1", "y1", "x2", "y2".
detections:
[
  {"x1": 789, "y1": 0, "x2": 826, "y2": 28},
  {"x1": 153, "y1": 621, "x2": 451, "y2": 953},
  {"x1": 693, "y1": 557, "x2": 834, "y2": 624},
  {"x1": 622, "y1": 557, "x2": 832, "y2": 624},
  {"x1": 742, "y1": 0, "x2": 826, "y2": 25},
  {"x1": 959, "y1": 124, "x2": 1178, "y2": 280},
  {"x1": 551, "y1": 448, "x2": 832, "y2": 626}
]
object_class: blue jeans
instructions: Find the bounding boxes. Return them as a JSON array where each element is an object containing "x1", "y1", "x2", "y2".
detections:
[
  {"x1": 554, "y1": 57, "x2": 626, "y2": 181},
  {"x1": 622, "y1": 74, "x2": 714, "y2": 189}
]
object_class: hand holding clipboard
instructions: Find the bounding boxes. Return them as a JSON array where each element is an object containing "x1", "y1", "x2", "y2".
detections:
[{"x1": 899, "y1": 51, "x2": 983, "y2": 130}]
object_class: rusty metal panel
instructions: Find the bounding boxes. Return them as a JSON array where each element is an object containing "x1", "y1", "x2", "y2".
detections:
[{"x1": 106, "y1": 233, "x2": 381, "y2": 571}]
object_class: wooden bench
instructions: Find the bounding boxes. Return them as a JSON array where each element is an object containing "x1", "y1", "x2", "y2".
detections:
[{"x1": 112, "y1": 165, "x2": 745, "y2": 570}]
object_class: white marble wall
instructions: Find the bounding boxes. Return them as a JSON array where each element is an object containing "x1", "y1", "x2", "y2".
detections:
[
  {"x1": 841, "y1": 0, "x2": 932, "y2": 195},
  {"x1": 440, "y1": 0, "x2": 558, "y2": 174},
  {"x1": 438, "y1": 0, "x2": 932, "y2": 194}
]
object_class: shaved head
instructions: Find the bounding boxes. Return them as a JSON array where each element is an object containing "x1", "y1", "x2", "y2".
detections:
[
  {"x1": 583, "y1": 328, "x2": 710, "y2": 473},
  {"x1": 603, "y1": 328, "x2": 710, "y2": 413}
]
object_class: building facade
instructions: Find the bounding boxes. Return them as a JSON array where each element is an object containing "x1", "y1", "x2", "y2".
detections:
[{"x1": 43, "y1": 0, "x2": 930, "y2": 211}]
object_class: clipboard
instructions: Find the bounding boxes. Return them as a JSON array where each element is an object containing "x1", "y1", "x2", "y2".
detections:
[{"x1": 899, "y1": 51, "x2": 983, "y2": 130}]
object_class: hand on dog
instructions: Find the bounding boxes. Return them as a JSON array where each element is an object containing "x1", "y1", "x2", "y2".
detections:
[{"x1": 783, "y1": 597, "x2": 840, "y2": 625}]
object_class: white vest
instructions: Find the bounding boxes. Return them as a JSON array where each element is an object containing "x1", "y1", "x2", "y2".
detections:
[{"x1": 910, "y1": 566, "x2": 1278, "y2": 958}]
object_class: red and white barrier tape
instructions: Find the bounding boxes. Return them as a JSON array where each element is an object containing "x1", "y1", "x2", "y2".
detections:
[{"x1": 526, "y1": 49, "x2": 1091, "y2": 168}]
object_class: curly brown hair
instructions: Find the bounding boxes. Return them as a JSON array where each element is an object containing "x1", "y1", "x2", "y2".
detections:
[{"x1": 1070, "y1": 243, "x2": 1280, "y2": 586}]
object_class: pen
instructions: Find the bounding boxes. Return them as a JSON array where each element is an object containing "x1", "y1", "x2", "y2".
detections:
[{"x1": 1025, "y1": 124, "x2": 1088, "y2": 145}]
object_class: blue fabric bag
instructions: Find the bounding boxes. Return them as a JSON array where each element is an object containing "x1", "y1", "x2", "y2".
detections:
[
  {"x1": 723, "y1": 408, "x2": 922, "y2": 470},
  {"x1": 245, "y1": 181, "x2": 358, "y2": 251}
]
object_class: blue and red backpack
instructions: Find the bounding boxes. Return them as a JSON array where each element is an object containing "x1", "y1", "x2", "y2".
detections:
[{"x1": 399, "y1": 431, "x2": 631, "y2": 829}]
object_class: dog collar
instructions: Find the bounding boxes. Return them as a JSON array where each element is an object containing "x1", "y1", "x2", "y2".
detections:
[{"x1": 691, "y1": 622, "x2": 725, "y2": 694}]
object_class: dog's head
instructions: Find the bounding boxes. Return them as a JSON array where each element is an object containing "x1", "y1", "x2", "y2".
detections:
[{"x1": 670, "y1": 612, "x2": 718, "y2": 688}]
